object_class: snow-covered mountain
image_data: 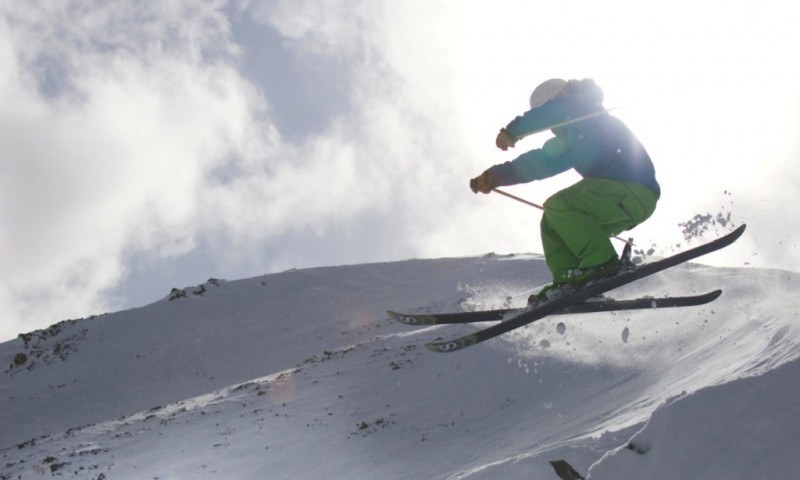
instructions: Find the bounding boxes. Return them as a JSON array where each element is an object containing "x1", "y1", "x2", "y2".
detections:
[{"x1": 2, "y1": 251, "x2": 799, "y2": 479}]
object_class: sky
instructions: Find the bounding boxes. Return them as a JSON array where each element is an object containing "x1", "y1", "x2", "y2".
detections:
[{"x1": 1, "y1": 0, "x2": 799, "y2": 341}]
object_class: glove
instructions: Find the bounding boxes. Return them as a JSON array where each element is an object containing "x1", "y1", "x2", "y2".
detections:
[
  {"x1": 495, "y1": 128, "x2": 516, "y2": 151},
  {"x1": 470, "y1": 170, "x2": 495, "y2": 194}
]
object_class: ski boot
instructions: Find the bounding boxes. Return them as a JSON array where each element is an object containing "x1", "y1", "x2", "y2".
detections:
[
  {"x1": 527, "y1": 283, "x2": 575, "y2": 307},
  {"x1": 528, "y1": 257, "x2": 621, "y2": 308}
]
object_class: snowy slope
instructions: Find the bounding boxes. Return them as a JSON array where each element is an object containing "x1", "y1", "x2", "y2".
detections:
[
  {"x1": 1, "y1": 253, "x2": 799, "y2": 479},
  {"x1": 588, "y1": 356, "x2": 800, "y2": 479}
]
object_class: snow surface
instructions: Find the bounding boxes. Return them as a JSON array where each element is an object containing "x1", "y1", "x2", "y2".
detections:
[{"x1": 1, "y1": 253, "x2": 799, "y2": 479}]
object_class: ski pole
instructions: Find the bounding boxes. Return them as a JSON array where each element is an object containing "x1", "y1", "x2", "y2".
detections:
[
  {"x1": 492, "y1": 188, "x2": 628, "y2": 244},
  {"x1": 492, "y1": 188, "x2": 544, "y2": 211}
]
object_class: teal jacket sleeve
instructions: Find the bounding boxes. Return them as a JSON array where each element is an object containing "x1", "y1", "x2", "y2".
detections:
[
  {"x1": 486, "y1": 136, "x2": 573, "y2": 186},
  {"x1": 504, "y1": 95, "x2": 602, "y2": 142}
]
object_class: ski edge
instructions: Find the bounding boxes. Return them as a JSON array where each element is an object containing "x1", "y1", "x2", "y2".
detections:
[
  {"x1": 388, "y1": 309, "x2": 509, "y2": 326},
  {"x1": 389, "y1": 290, "x2": 722, "y2": 326},
  {"x1": 562, "y1": 289, "x2": 722, "y2": 314},
  {"x1": 387, "y1": 311, "x2": 443, "y2": 326}
]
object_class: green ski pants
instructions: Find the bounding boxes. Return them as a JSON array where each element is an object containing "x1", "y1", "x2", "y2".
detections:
[{"x1": 540, "y1": 177, "x2": 658, "y2": 284}]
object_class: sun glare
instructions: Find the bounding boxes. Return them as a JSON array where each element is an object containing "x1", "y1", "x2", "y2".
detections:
[{"x1": 443, "y1": 0, "x2": 800, "y2": 267}]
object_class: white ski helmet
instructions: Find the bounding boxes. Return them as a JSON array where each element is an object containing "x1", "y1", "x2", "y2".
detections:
[{"x1": 529, "y1": 78, "x2": 568, "y2": 109}]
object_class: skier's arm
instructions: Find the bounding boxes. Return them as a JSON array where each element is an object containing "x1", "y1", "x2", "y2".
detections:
[
  {"x1": 504, "y1": 103, "x2": 564, "y2": 141},
  {"x1": 501, "y1": 96, "x2": 601, "y2": 145},
  {"x1": 484, "y1": 136, "x2": 572, "y2": 187}
]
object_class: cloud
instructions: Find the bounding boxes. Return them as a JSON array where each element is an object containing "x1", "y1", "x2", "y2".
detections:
[
  {"x1": 203, "y1": 0, "x2": 484, "y2": 251},
  {"x1": 0, "y1": 0, "x2": 480, "y2": 340},
  {"x1": 0, "y1": 1, "x2": 269, "y2": 339}
]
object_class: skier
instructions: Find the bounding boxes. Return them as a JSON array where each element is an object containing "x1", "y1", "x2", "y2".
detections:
[{"x1": 470, "y1": 78, "x2": 660, "y2": 304}]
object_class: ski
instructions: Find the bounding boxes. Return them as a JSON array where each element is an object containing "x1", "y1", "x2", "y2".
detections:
[
  {"x1": 424, "y1": 224, "x2": 746, "y2": 353},
  {"x1": 550, "y1": 460, "x2": 585, "y2": 480},
  {"x1": 388, "y1": 290, "x2": 721, "y2": 326}
]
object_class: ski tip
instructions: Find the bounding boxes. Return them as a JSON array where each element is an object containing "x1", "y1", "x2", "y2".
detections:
[
  {"x1": 425, "y1": 335, "x2": 477, "y2": 353},
  {"x1": 707, "y1": 224, "x2": 745, "y2": 247},
  {"x1": 387, "y1": 310, "x2": 434, "y2": 325}
]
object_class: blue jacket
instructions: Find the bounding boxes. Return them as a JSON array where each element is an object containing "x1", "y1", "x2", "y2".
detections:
[{"x1": 488, "y1": 81, "x2": 660, "y2": 198}]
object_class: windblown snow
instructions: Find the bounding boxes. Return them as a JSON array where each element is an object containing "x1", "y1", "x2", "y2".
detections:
[{"x1": 1, "y1": 252, "x2": 799, "y2": 479}]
